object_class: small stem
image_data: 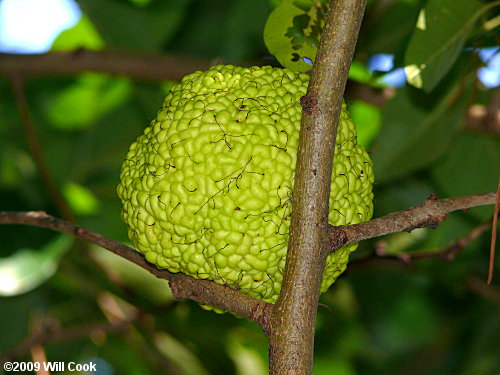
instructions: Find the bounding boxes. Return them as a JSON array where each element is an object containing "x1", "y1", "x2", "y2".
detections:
[
  {"x1": 328, "y1": 192, "x2": 497, "y2": 250},
  {"x1": 487, "y1": 179, "x2": 499, "y2": 285},
  {"x1": 10, "y1": 76, "x2": 75, "y2": 222}
]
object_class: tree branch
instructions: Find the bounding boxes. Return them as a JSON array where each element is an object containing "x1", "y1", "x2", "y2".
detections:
[
  {"x1": 0, "y1": 50, "x2": 211, "y2": 82},
  {"x1": 351, "y1": 218, "x2": 493, "y2": 271},
  {"x1": 2, "y1": 51, "x2": 497, "y2": 136},
  {"x1": 488, "y1": 179, "x2": 499, "y2": 284},
  {"x1": 0, "y1": 211, "x2": 272, "y2": 332},
  {"x1": 269, "y1": 1, "x2": 367, "y2": 374},
  {"x1": 328, "y1": 192, "x2": 497, "y2": 251},
  {"x1": 1, "y1": 312, "x2": 138, "y2": 365},
  {"x1": 9, "y1": 76, "x2": 75, "y2": 222},
  {"x1": 0, "y1": 192, "x2": 494, "y2": 339}
]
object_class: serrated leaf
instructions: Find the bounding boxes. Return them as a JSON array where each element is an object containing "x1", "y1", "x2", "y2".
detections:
[
  {"x1": 370, "y1": 84, "x2": 469, "y2": 183},
  {"x1": 404, "y1": 0, "x2": 487, "y2": 91},
  {"x1": 264, "y1": 0, "x2": 327, "y2": 71}
]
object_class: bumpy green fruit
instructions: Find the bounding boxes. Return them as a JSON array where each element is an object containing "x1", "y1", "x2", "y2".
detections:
[{"x1": 118, "y1": 65, "x2": 374, "y2": 304}]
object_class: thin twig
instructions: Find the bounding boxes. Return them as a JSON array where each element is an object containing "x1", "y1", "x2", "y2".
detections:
[
  {"x1": 488, "y1": 179, "x2": 499, "y2": 284},
  {"x1": 328, "y1": 192, "x2": 497, "y2": 251},
  {"x1": 468, "y1": 276, "x2": 500, "y2": 305},
  {"x1": 0, "y1": 194, "x2": 495, "y2": 335},
  {"x1": 0, "y1": 211, "x2": 272, "y2": 331},
  {"x1": 2, "y1": 51, "x2": 497, "y2": 136},
  {"x1": 353, "y1": 219, "x2": 493, "y2": 267},
  {"x1": 1, "y1": 314, "x2": 137, "y2": 364},
  {"x1": 9, "y1": 76, "x2": 75, "y2": 222}
]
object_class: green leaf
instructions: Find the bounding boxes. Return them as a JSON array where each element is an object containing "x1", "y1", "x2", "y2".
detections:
[
  {"x1": 51, "y1": 15, "x2": 105, "y2": 51},
  {"x1": 220, "y1": 0, "x2": 272, "y2": 62},
  {"x1": 348, "y1": 60, "x2": 385, "y2": 87},
  {"x1": 46, "y1": 73, "x2": 132, "y2": 130},
  {"x1": 403, "y1": 0, "x2": 489, "y2": 91},
  {"x1": 128, "y1": 0, "x2": 152, "y2": 7},
  {"x1": 91, "y1": 246, "x2": 173, "y2": 304},
  {"x1": 348, "y1": 100, "x2": 381, "y2": 148},
  {"x1": 227, "y1": 339, "x2": 267, "y2": 375},
  {"x1": 264, "y1": 0, "x2": 327, "y2": 71},
  {"x1": 155, "y1": 332, "x2": 210, "y2": 375},
  {"x1": 79, "y1": 0, "x2": 191, "y2": 51},
  {"x1": 361, "y1": 0, "x2": 423, "y2": 56},
  {"x1": 370, "y1": 84, "x2": 469, "y2": 183},
  {"x1": 63, "y1": 182, "x2": 101, "y2": 215},
  {"x1": 430, "y1": 132, "x2": 499, "y2": 220},
  {"x1": 0, "y1": 235, "x2": 73, "y2": 296}
]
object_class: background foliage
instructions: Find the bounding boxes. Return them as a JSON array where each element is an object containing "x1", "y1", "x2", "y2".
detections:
[{"x1": 1, "y1": 0, "x2": 499, "y2": 374}]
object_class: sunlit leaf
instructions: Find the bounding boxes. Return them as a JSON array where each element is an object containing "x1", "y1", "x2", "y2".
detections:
[
  {"x1": 264, "y1": 0, "x2": 328, "y2": 71},
  {"x1": 51, "y1": 15, "x2": 105, "y2": 51},
  {"x1": 0, "y1": 235, "x2": 73, "y2": 296},
  {"x1": 91, "y1": 246, "x2": 173, "y2": 304},
  {"x1": 154, "y1": 332, "x2": 210, "y2": 375},
  {"x1": 380, "y1": 229, "x2": 428, "y2": 255},
  {"x1": 227, "y1": 339, "x2": 267, "y2": 375},
  {"x1": 63, "y1": 182, "x2": 100, "y2": 215},
  {"x1": 404, "y1": 0, "x2": 487, "y2": 91},
  {"x1": 269, "y1": 0, "x2": 283, "y2": 7},
  {"x1": 348, "y1": 100, "x2": 381, "y2": 148},
  {"x1": 348, "y1": 60, "x2": 374, "y2": 85},
  {"x1": 314, "y1": 357, "x2": 356, "y2": 375},
  {"x1": 128, "y1": 0, "x2": 152, "y2": 7},
  {"x1": 46, "y1": 73, "x2": 132, "y2": 130}
]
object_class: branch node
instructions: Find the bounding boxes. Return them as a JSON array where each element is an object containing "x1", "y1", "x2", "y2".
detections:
[
  {"x1": 251, "y1": 303, "x2": 272, "y2": 336},
  {"x1": 300, "y1": 95, "x2": 318, "y2": 115},
  {"x1": 328, "y1": 225, "x2": 349, "y2": 252},
  {"x1": 427, "y1": 192, "x2": 438, "y2": 202}
]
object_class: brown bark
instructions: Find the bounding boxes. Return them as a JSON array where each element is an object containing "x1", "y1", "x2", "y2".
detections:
[
  {"x1": 0, "y1": 50, "x2": 210, "y2": 82},
  {"x1": 268, "y1": 1, "x2": 368, "y2": 374},
  {"x1": 0, "y1": 211, "x2": 272, "y2": 331}
]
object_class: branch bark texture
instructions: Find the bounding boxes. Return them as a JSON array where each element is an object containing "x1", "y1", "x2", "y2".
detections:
[
  {"x1": 0, "y1": 50, "x2": 210, "y2": 82},
  {"x1": 328, "y1": 192, "x2": 497, "y2": 251},
  {"x1": 0, "y1": 190, "x2": 494, "y2": 338},
  {"x1": 269, "y1": 1, "x2": 367, "y2": 374},
  {"x1": 0, "y1": 211, "x2": 272, "y2": 331}
]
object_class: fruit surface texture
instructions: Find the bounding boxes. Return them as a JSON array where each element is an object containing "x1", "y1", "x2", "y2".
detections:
[{"x1": 118, "y1": 65, "x2": 374, "y2": 304}]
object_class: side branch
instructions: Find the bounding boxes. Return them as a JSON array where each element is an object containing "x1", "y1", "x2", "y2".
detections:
[
  {"x1": 0, "y1": 211, "x2": 272, "y2": 331},
  {"x1": 0, "y1": 51, "x2": 210, "y2": 82},
  {"x1": 328, "y1": 192, "x2": 497, "y2": 250}
]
